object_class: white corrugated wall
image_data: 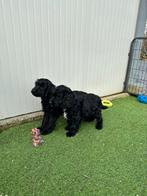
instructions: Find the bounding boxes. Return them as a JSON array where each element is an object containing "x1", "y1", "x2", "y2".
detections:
[{"x1": 0, "y1": 0, "x2": 139, "y2": 119}]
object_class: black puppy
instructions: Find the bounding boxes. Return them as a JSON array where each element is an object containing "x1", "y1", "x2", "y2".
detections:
[
  {"x1": 31, "y1": 78, "x2": 63, "y2": 134},
  {"x1": 51, "y1": 85, "x2": 106, "y2": 137}
]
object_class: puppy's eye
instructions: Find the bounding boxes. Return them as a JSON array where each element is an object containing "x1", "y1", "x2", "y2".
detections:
[{"x1": 40, "y1": 83, "x2": 45, "y2": 87}]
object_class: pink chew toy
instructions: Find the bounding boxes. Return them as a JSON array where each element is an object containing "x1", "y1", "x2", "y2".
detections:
[{"x1": 32, "y1": 128, "x2": 44, "y2": 147}]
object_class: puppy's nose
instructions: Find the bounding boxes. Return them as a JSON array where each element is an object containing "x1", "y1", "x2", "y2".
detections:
[{"x1": 31, "y1": 89, "x2": 35, "y2": 95}]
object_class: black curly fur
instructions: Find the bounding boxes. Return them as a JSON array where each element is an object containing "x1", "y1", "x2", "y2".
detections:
[
  {"x1": 51, "y1": 85, "x2": 105, "y2": 137},
  {"x1": 31, "y1": 78, "x2": 63, "y2": 135},
  {"x1": 31, "y1": 78, "x2": 106, "y2": 137}
]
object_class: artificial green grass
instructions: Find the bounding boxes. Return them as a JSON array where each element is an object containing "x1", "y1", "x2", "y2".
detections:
[{"x1": 0, "y1": 97, "x2": 146, "y2": 196}]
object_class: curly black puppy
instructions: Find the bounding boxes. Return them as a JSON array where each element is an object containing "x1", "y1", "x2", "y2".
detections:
[
  {"x1": 51, "y1": 85, "x2": 106, "y2": 137},
  {"x1": 31, "y1": 78, "x2": 63, "y2": 134}
]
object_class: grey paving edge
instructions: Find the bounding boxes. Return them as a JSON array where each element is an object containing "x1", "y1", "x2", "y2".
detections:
[
  {"x1": 0, "y1": 93, "x2": 129, "y2": 130},
  {"x1": 0, "y1": 111, "x2": 43, "y2": 131},
  {"x1": 102, "y1": 92, "x2": 129, "y2": 100}
]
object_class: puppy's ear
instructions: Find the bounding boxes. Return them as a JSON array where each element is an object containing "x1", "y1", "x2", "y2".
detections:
[
  {"x1": 45, "y1": 83, "x2": 56, "y2": 98},
  {"x1": 63, "y1": 93, "x2": 74, "y2": 108},
  {"x1": 60, "y1": 86, "x2": 71, "y2": 96}
]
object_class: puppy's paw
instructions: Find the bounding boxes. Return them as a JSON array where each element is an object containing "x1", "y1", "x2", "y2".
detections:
[
  {"x1": 37, "y1": 127, "x2": 42, "y2": 131},
  {"x1": 41, "y1": 131, "x2": 49, "y2": 135},
  {"x1": 37, "y1": 127, "x2": 45, "y2": 134},
  {"x1": 41, "y1": 129, "x2": 53, "y2": 135},
  {"x1": 96, "y1": 124, "x2": 103, "y2": 130},
  {"x1": 66, "y1": 131, "x2": 76, "y2": 137}
]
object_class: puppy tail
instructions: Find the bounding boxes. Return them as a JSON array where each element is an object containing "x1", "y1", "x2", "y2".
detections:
[{"x1": 101, "y1": 105, "x2": 108, "y2": 109}]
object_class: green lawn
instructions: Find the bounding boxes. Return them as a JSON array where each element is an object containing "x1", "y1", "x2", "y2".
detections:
[{"x1": 0, "y1": 97, "x2": 146, "y2": 196}]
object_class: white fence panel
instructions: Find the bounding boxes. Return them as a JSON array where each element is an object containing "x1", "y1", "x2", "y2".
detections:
[{"x1": 0, "y1": 0, "x2": 139, "y2": 119}]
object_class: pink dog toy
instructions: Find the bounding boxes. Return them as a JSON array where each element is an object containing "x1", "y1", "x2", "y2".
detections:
[{"x1": 32, "y1": 128, "x2": 44, "y2": 147}]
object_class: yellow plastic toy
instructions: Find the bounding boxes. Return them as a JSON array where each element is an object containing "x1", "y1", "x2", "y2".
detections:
[{"x1": 102, "y1": 100, "x2": 113, "y2": 108}]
